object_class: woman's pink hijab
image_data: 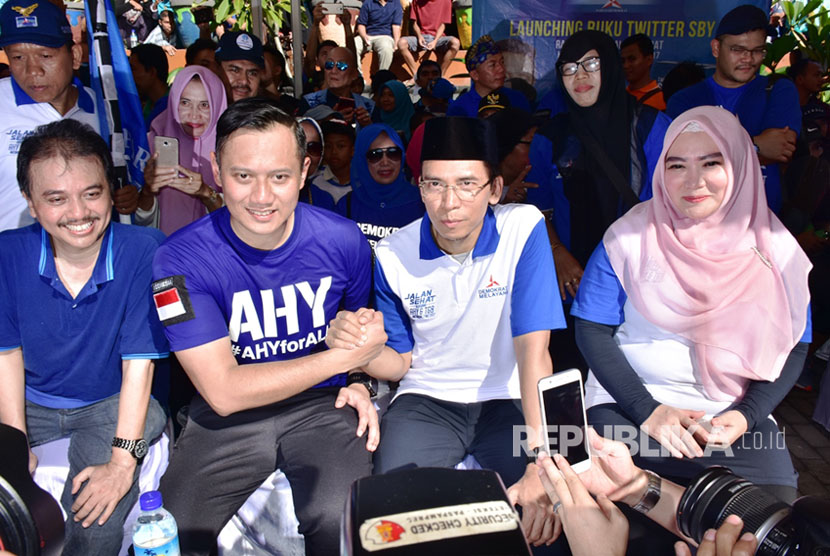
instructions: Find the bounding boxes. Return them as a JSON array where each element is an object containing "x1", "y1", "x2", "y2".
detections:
[
  {"x1": 604, "y1": 106, "x2": 811, "y2": 401},
  {"x1": 149, "y1": 65, "x2": 227, "y2": 235}
]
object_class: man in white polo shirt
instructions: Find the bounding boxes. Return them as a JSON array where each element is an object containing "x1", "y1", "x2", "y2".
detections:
[
  {"x1": 0, "y1": 0, "x2": 100, "y2": 231},
  {"x1": 327, "y1": 117, "x2": 566, "y2": 551}
]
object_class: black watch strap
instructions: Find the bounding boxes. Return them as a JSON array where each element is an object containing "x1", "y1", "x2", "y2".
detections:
[{"x1": 347, "y1": 372, "x2": 378, "y2": 398}]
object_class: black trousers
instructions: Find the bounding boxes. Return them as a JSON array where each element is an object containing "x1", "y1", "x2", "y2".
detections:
[{"x1": 158, "y1": 388, "x2": 373, "y2": 556}]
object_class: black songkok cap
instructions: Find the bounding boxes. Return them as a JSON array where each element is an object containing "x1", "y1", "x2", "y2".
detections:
[
  {"x1": 715, "y1": 5, "x2": 768, "y2": 38},
  {"x1": 421, "y1": 117, "x2": 499, "y2": 167}
]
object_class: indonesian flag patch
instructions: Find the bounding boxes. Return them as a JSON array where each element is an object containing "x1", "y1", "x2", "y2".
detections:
[{"x1": 152, "y1": 275, "x2": 195, "y2": 326}]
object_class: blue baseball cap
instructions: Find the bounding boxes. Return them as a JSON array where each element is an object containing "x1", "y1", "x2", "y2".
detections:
[
  {"x1": 715, "y1": 4, "x2": 768, "y2": 38},
  {"x1": 215, "y1": 31, "x2": 265, "y2": 67},
  {"x1": 0, "y1": 0, "x2": 73, "y2": 49}
]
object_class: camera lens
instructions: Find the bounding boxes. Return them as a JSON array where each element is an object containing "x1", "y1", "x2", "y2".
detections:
[
  {"x1": 0, "y1": 475, "x2": 40, "y2": 556},
  {"x1": 677, "y1": 467, "x2": 795, "y2": 556}
]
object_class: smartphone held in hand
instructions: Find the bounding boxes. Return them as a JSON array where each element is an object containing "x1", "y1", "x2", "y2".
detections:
[{"x1": 538, "y1": 369, "x2": 592, "y2": 473}]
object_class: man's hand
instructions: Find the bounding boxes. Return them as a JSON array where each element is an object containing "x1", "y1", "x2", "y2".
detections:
[
  {"x1": 70, "y1": 454, "x2": 136, "y2": 527},
  {"x1": 507, "y1": 463, "x2": 561, "y2": 546},
  {"x1": 312, "y1": 3, "x2": 324, "y2": 24},
  {"x1": 642, "y1": 405, "x2": 706, "y2": 459},
  {"x1": 355, "y1": 106, "x2": 372, "y2": 128},
  {"x1": 537, "y1": 452, "x2": 628, "y2": 556},
  {"x1": 162, "y1": 44, "x2": 177, "y2": 57},
  {"x1": 336, "y1": 8, "x2": 352, "y2": 27},
  {"x1": 552, "y1": 246, "x2": 583, "y2": 300},
  {"x1": 335, "y1": 383, "x2": 380, "y2": 452},
  {"x1": 113, "y1": 184, "x2": 139, "y2": 215},
  {"x1": 572, "y1": 428, "x2": 641, "y2": 502},
  {"x1": 501, "y1": 166, "x2": 538, "y2": 204},
  {"x1": 327, "y1": 308, "x2": 377, "y2": 349},
  {"x1": 675, "y1": 515, "x2": 757, "y2": 556},
  {"x1": 753, "y1": 127, "x2": 797, "y2": 163}
]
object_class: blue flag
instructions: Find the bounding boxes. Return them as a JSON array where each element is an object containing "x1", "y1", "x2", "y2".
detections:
[{"x1": 85, "y1": 0, "x2": 150, "y2": 189}]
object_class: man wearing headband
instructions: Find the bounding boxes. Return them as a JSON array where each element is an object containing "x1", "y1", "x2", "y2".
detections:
[
  {"x1": 667, "y1": 4, "x2": 801, "y2": 214},
  {"x1": 327, "y1": 116, "x2": 567, "y2": 551},
  {"x1": 447, "y1": 35, "x2": 531, "y2": 117}
]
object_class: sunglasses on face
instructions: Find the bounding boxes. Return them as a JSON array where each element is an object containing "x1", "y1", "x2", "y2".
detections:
[
  {"x1": 324, "y1": 60, "x2": 349, "y2": 71},
  {"x1": 306, "y1": 141, "x2": 323, "y2": 156},
  {"x1": 366, "y1": 146, "x2": 402, "y2": 163}
]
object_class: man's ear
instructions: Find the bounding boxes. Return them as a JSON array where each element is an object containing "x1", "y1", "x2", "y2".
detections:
[
  {"x1": 710, "y1": 38, "x2": 721, "y2": 60},
  {"x1": 210, "y1": 151, "x2": 222, "y2": 188},
  {"x1": 488, "y1": 175, "x2": 503, "y2": 205},
  {"x1": 70, "y1": 43, "x2": 83, "y2": 71}
]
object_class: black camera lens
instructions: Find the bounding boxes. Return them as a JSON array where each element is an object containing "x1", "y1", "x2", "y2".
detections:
[{"x1": 677, "y1": 467, "x2": 795, "y2": 556}]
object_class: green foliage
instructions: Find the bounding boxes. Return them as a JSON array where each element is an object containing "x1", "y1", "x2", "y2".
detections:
[
  {"x1": 213, "y1": 0, "x2": 301, "y2": 38},
  {"x1": 766, "y1": 1, "x2": 830, "y2": 101}
]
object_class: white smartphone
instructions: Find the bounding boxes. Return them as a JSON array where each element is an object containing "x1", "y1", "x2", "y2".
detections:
[
  {"x1": 537, "y1": 369, "x2": 592, "y2": 473},
  {"x1": 321, "y1": 2, "x2": 343, "y2": 15},
  {"x1": 154, "y1": 135, "x2": 179, "y2": 168}
]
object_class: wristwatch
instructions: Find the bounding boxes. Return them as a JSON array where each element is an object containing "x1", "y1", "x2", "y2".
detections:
[
  {"x1": 632, "y1": 469, "x2": 662, "y2": 514},
  {"x1": 112, "y1": 437, "x2": 149, "y2": 460},
  {"x1": 346, "y1": 372, "x2": 378, "y2": 398}
]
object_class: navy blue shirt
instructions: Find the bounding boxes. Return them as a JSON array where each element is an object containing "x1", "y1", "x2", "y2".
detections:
[
  {"x1": 351, "y1": 195, "x2": 425, "y2": 250},
  {"x1": 667, "y1": 76, "x2": 801, "y2": 214},
  {"x1": 356, "y1": 0, "x2": 403, "y2": 37},
  {"x1": 0, "y1": 223, "x2": 169, "y2": 408}
]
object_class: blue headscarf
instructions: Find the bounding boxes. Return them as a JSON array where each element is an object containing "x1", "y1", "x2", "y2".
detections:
[
  {"x1": 379, "y1": 80, "x2": 415, "y2": 142},
  {"x1": 351, "y1": 124, "x2": 422, "y2": 209}
]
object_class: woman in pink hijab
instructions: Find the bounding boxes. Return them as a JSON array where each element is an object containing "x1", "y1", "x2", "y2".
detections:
[
  {"x1": 571, "y1": 106, "x2": 811, "y2": 500},
  {"x1": 137, "y1": 65, "x2": 228, "y2": 235}
]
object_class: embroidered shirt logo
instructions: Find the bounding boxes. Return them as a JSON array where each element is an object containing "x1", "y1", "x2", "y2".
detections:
[
  {"x1": 478, "y1": 275, "x2": 507, "y2": 298},
  {"x1": 406, "y1": 289, "x2": 436, "y2": 320}
]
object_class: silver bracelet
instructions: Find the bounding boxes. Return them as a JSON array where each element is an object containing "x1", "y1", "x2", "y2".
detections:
[{"x1": 632, "y1": 470, "x2": 661, "y2": 514}]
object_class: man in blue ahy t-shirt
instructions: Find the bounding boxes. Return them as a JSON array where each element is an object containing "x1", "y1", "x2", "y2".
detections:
[
  {"x1": 0, "y1": 119, "x2": 168, "y2": 554},
  {"x1": 667, "y1": 4, "x2": 801, "y2": 213},
  {"x1": 152, "y1": 98, "x2": 386, "y2": 555},
  {"x1": 327, "y1": 117, "x2": 568, "y2": 553}
]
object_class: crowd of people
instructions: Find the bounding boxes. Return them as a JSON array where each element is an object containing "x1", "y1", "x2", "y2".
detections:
[{"x1": 0, "y1": 0, "x2": 828, "y2": 555}]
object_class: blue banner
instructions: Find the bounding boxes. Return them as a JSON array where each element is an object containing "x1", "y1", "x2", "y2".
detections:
[
  {"x1": 85, "y1": 0, "x2": 150, "y2": 188},
  {"x1": 473, "y1": 0, "x2": 770, "y2": 97}
]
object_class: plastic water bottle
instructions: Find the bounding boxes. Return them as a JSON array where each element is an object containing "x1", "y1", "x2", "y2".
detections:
[
  {"x1": 132, "y1": 491, "x2": 181, "y2": 556},
  {"x1": 130, "y1": 29, "x2": 139, "y2": 49}
]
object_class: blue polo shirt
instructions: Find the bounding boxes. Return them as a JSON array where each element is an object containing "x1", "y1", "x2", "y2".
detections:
[
  {"x1": 0, "y1": 223, "x2": 169, "y2": 408},
  {"x1": 374, "y1": 204, "x2": 564, "y2": 403},
  {"x1": 447, "y1": 86, "x2": 532, "y2": 117},
  {"x1": 357, "y1": 0, "x2": 403, "y2": 36}
]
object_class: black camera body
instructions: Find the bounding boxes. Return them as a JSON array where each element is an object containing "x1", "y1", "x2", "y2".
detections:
[
  {"x1": 677, "y1": 466, "x2": 830, "y2": 555},
  {"x1": 0, "y1": 424, "x2": 64, "y2": 556}
]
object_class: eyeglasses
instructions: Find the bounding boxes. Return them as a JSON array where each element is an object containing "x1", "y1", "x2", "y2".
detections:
[
  {"x1": 366, "y1": 146, "x2": 402, "y2": 163},
  {"x1": 728, "y1": 45, "x2": 767, "y2": 58},
  {"x1": 324, "y1": 60, "x2": 349, "y2": 71},
  {"x1": 559, "y1": 56, "x2": 601, "y2": 77},
  {"x1": 418, "y1": 179, "x2": 492, "y2": 201},
  {"x1": 306, "y1": 141, "x2": 323, "y2": 156}
]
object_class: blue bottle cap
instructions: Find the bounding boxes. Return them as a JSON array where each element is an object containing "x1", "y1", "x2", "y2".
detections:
[{"x1": 139, "y1": 490, "x2": 163, "y2": 511}]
